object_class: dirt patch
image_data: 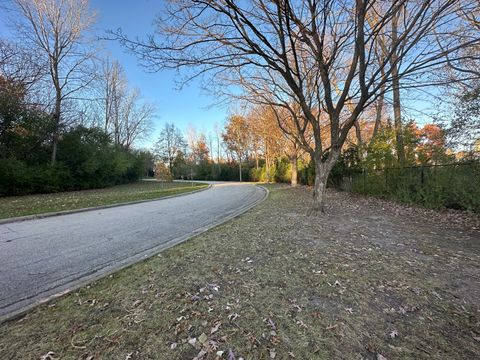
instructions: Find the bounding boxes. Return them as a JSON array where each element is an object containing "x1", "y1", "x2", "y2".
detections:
[{"x1": 0, "y1": 185, "x2": 479, "y2": 359}]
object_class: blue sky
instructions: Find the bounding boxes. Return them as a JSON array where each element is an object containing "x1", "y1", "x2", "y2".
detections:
[
  {"x1": 88, "y1": 0, "x2": 436, "y2": 133},
  {"x1": 90, "y1": 0, "x2": 227, "y2": 145},
  {"x1": 0, "y1": 0, "x2": 439, "y2": 149},
  {"x1": 0, "y1": 0, "x2": 228, "y2": 148}
]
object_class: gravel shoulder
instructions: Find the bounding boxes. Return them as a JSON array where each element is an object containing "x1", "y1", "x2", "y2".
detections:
[{"x1": 0, "y1": 185, "x2": 478, "y2": 359}]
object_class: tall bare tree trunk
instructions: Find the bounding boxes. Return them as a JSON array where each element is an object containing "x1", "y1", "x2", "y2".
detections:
[
  {"x1": 51, "y1": 64, "x2": 61, "y2": 165},
  {"x1": 354, "y1": 120, "x2": 363, "y2": 147},
  {"x1": 11, "y1": 0, "x2": 95, "y2": 164},
  {"x1": 238, "y1": 158, "x2": 242, "y2": 182},
  {"x1": 51, "y1": 120, "x2": 59, "y2": 164},
  {"x1": 392, "y1": 78, "x2": 404, "y2": 164},
  {"x1": 290, "y1": 142, "x2": 298, "y2": 187},
  {"x1": 51, "y1": 110, "x2": 60, "y2": 164},
  {"x1": 373, "y1": 64, "x2": 387, "y2": 141},
  {"x1": 104, "y1": 63, "x2": 110, "y2": 133},
  {"x1": 265, "y1": 145, "x2": 270, "y2": 182},
  {"x1": 266, "y1": 158, "x2": 270, "y2": 182},
  {"x1": 371, "y1": 91, "x2": 384, "y2": 143},
  {"x1": 391, "y1": 8, "x2": 405, "y2": 165}
]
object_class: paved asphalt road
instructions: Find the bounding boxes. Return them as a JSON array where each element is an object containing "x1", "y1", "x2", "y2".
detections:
[{"x1": 0, "y1": 182, "x2": 266, "y2": 320}]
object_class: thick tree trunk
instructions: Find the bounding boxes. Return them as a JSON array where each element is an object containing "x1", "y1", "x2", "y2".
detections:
[
  {"x1": 312, "y1": 160, "x2": 329, "y2": 212},
  {"x1": 311, "y1": 150, "x2": 339, "y2": 212}
]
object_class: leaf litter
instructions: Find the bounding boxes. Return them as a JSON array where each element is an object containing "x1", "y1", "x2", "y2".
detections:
[{"x1": 0, "y1": 185, "x2": 479, "y2": 359}]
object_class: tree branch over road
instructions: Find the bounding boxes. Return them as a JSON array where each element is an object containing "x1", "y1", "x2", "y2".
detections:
[{"x1": 116, "y1": 0, "x2": 480, "y2": 211}]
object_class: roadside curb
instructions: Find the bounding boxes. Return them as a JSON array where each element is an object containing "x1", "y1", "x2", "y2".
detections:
[
  {"x1": 0, "y1": 184, "x2": 212, "y2": 225},
  {"x1": 0, "y1": 184, "x2": 268, "y2": 324}
]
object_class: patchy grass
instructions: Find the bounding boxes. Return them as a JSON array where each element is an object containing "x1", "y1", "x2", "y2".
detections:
[
  {"x1": 0, "y1": 185, "x2": 479, "y2": 359},
  {"x1": 0, "y1": 180, "x2": 207, "y2": 219}
]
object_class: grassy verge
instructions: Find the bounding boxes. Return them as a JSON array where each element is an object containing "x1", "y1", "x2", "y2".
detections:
[
  {"x1": 0, "y1": 180, "x2": 207, "y2": 219},
  {"x1": 0, "y1": 185, "x2": 479, "y2": 359}
]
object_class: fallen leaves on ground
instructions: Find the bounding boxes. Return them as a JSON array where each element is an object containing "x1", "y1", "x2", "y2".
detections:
[{"x1": 1, "y1": 185, "x2": 479, "y2": 359}]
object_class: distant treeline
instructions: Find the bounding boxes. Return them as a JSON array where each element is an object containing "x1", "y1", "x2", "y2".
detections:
[{"x1": 166, "y1": 156, "x2": 315, "y2": 185}]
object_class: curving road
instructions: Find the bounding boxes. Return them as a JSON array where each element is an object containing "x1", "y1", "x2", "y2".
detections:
[{"x1": 0, "y1": 182, "x2": 266, "y2": 320}]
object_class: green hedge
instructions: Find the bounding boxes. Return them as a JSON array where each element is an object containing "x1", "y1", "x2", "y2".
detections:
[{"x1": 0, "y1": 127, "x2": 146, "y2": 196}]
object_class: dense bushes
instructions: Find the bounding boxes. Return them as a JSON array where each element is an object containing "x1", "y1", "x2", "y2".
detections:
[
  {"x1": 326, "y1": 125, "x2": 480, "y2": 212},
  {"x1": 57, "y1": 127, "x2": 145, "y2": 189},
  {"x1": 347, "y1": 162, "x2": 480, "y2": 212},
  {"x1": 0, "y1": 101, "x2": 144, "y2": 196},
  {"x1": 0, "y1": 158, "x2": 68, "y2": 195},
  {"x1": 0, "y1": 127, "x2": 147, "y2": 196},
  {"x1": 0, "y1": 81, "x2": 148, "y2": 196}
]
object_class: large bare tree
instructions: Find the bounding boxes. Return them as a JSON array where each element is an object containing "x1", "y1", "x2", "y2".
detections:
[
  {"x1": 117, "y1": 88, "x2": 155, "y2": 150},
  {"x1": 101, "y1": 59, "x2": 126, "y2": 135},
  {"x1": 10, "y1": 0, "x2": 96, "y2": 164},
  {"x1": 96, "y1": 59, "x2": 155, "y2": 149},
  {"x1": 118, "y1": 0, "x2": 479, "y2": 211}
]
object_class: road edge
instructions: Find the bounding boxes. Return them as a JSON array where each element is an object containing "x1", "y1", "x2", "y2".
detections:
[
  {"x1": 0, "y1": 184, "x2": 268, "y2": 323},
  {"x1": 0, "y1": 183, "x2": 211, "y2": 225}
]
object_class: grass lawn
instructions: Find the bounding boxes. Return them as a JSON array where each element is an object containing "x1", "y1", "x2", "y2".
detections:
[
  {"x1": 0, "y1": 180, "x2": 208, "y2": 219},
  {"x1": 0, "y1": 185, "x2": 479, "y2": 359}
]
